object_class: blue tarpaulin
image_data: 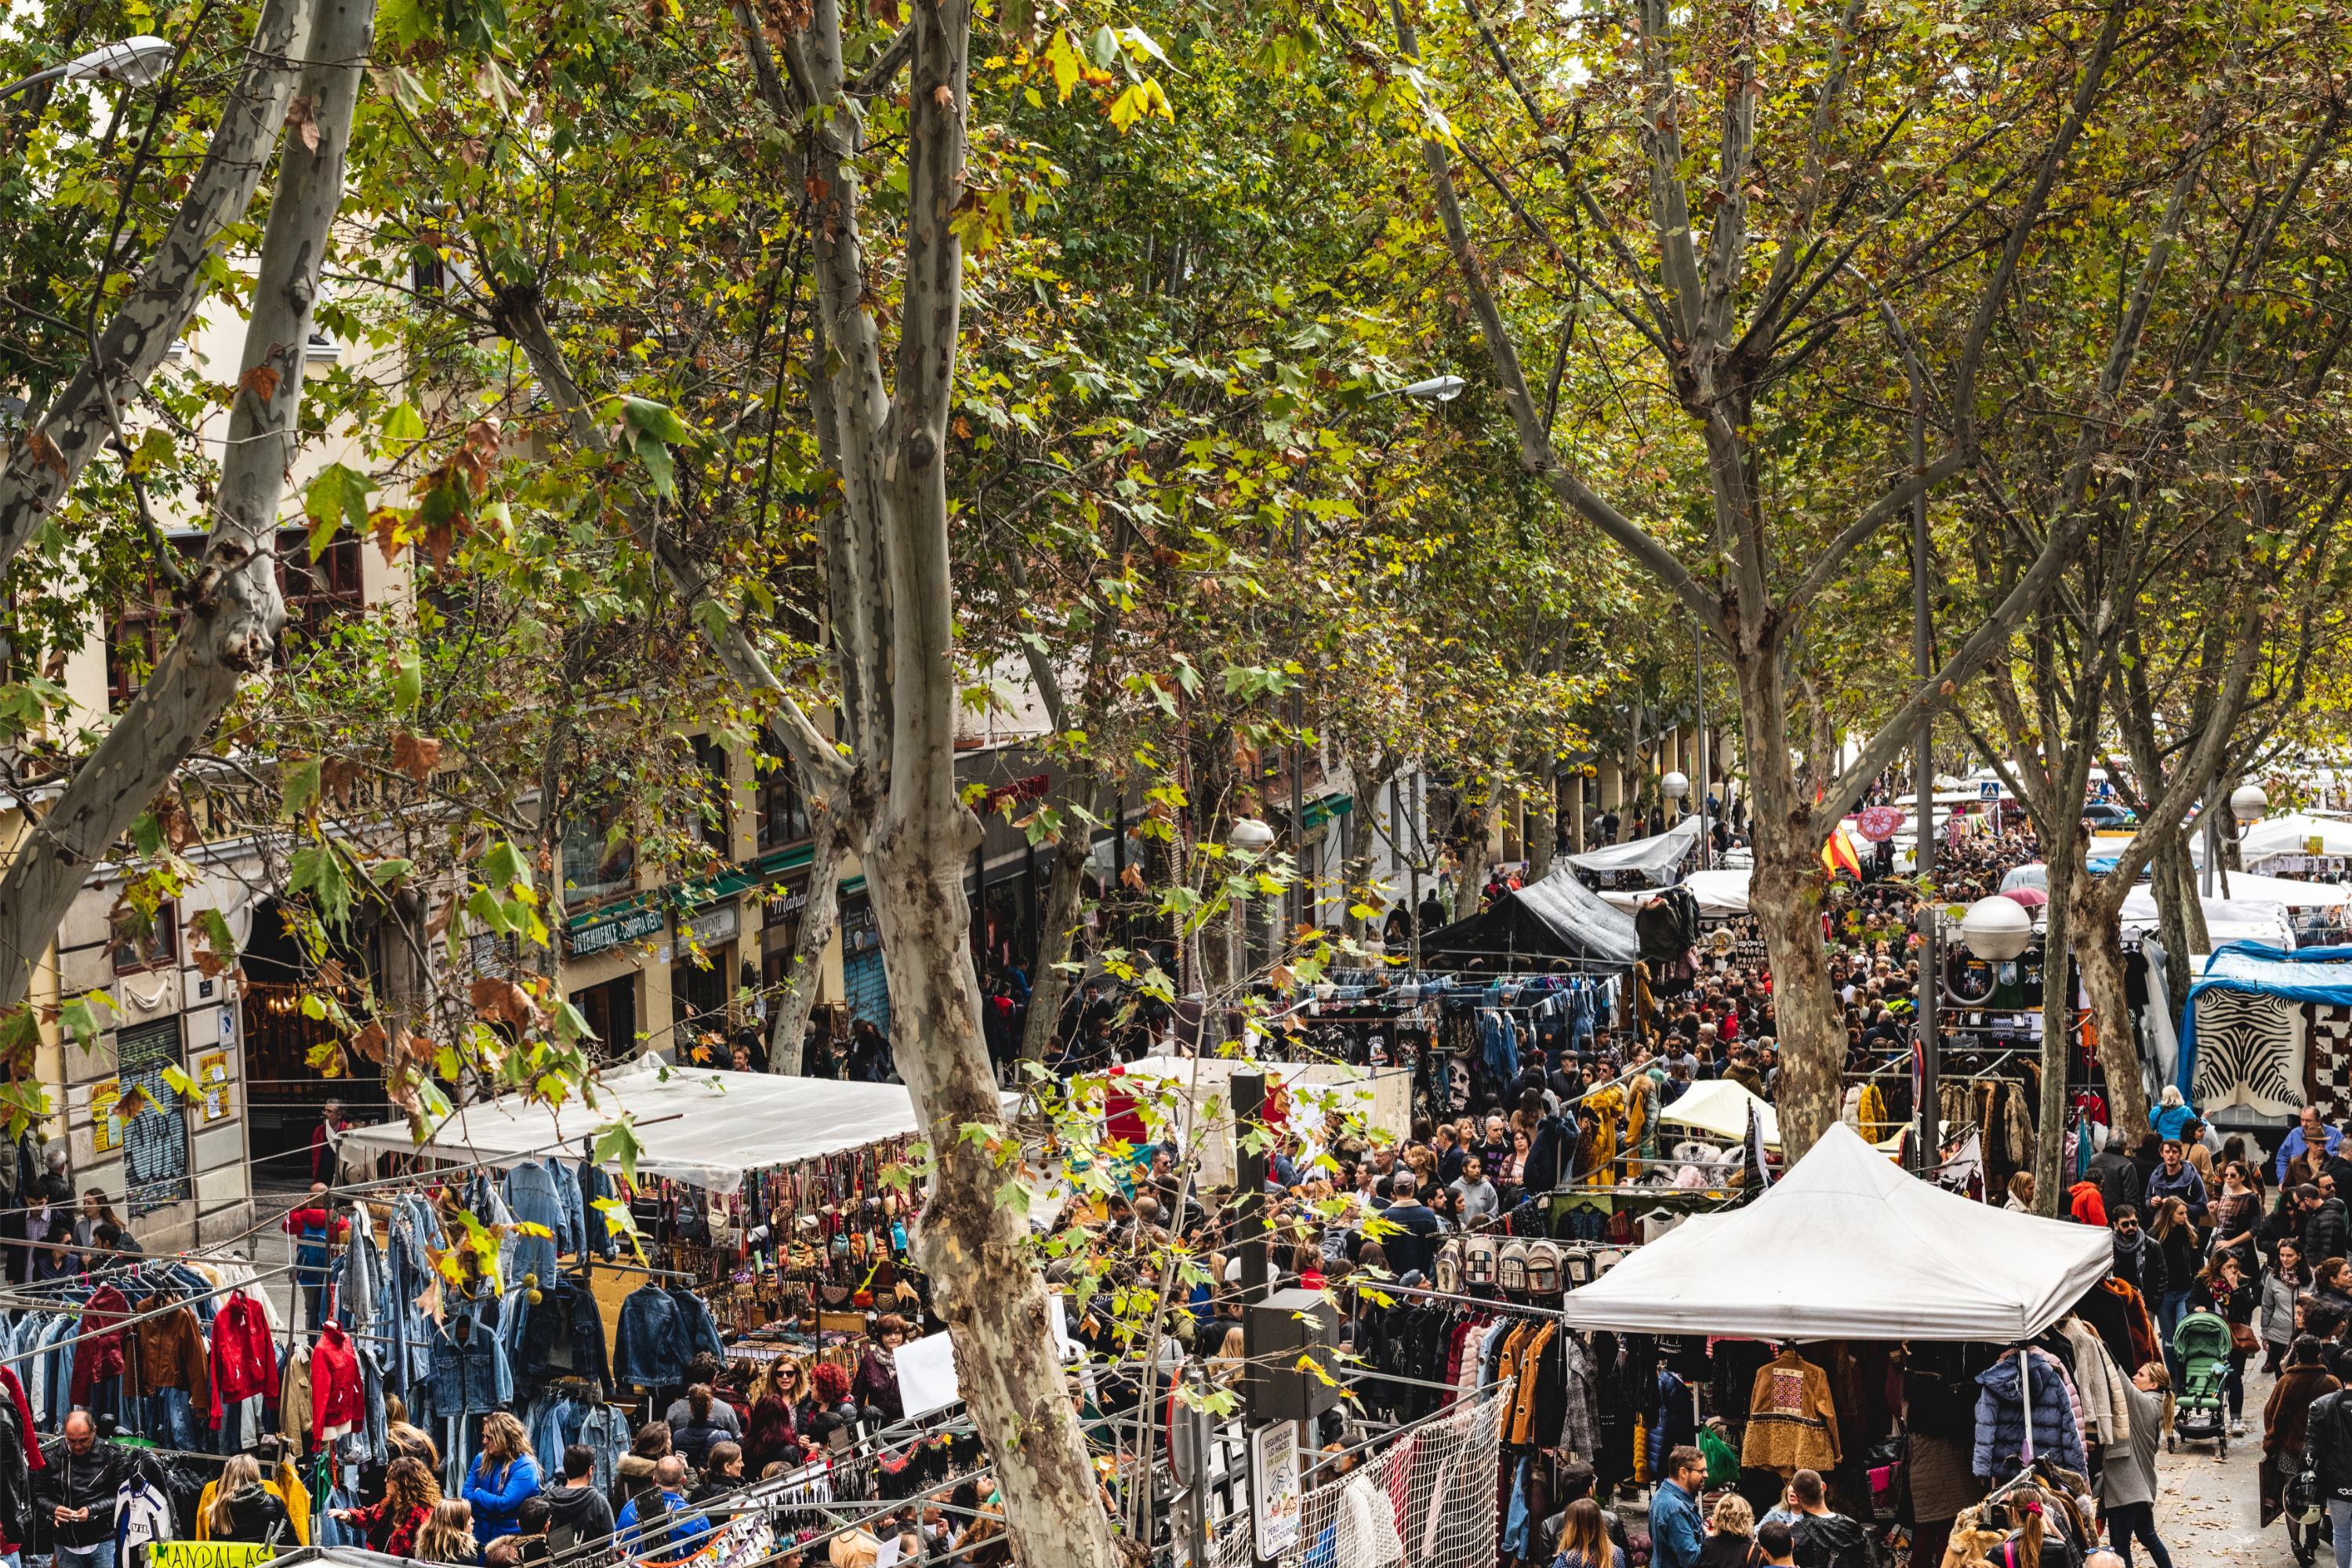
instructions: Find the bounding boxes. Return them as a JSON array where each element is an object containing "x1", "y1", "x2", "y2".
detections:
[{"x1": 2177, "y1": 945, "x2": 2352, "y2": 1097}]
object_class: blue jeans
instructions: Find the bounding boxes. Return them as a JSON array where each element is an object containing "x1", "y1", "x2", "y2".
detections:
[
  {"x1": 147, "y1": 1386, "x2": 198, "y2": 1450},
  {"x1": 2107, "y1": 1501, "x2": 2172, "y2": 1568},
  {"x1": 2158, "y1": 1290, "x2": 2190, "y2": 1379},
  {"x1": 2329, "y1": 1497, "x2": 2352, "y2": 1568},
  {"x1": 58, "y1": 1542, "x2": 118, "y2": 1568}
]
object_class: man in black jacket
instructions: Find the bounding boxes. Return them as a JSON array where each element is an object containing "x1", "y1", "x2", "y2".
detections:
[
  {"x1": 2303, "y1": 1382, "x2": 2352, "y2": 1546},
  {"x1": 2089, "y1": 1141, "x2": 2143, "y2": 1225},
  {"x1": 2302, "y1": 1182, "x2": 2352, "y2": 1265},
  {"x1": 35, "y1": 1412, "x2": 137, "y2": 1568},
  {"x1": 2110, "y1": 1207, "x2": 2167, "y2": 1301},
  {"x1": 1372, "y1": 1173, "x2": 1444, "y2": 1281}
]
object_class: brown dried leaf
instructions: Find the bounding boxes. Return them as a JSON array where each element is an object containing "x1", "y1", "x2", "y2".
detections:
[
  {"x1": 469, "y1": 977, "x2": 541, "y2": 1031},
  {"x1": 370, "y1": 506, "x2": 405, "y2": 566},
  {"x1": 285, "y1": 96, "x2": 321, "y2": 152},
  {"x1": 424, "y1": 896, "x2": 456, "y2": 940},
  {"x1": 321, "y1": 756, "x2": 365, "y2": 808},
  {"x1": 350, "y1": 1019, "x2": 389, "y2": 1064},
  {"x1": 239, "y1": 365, "x2": 281, "y2": 402},
  {"x1": 27, "y1": 430, "x2": 66, "y2": 477},
  {"x1": 391, "y1": 731, "x2": 443, "y2": 783}
]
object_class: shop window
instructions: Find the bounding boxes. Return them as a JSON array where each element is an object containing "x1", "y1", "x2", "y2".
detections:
[
  {"x1": 562, "y1": 790, "x2": 638, "y2": 906},
  {"x1": 111, "y1": 900, "x2": 178, "y2": 972},
  {"x1": 278, "y1": 528, "x2": 364, "y2": 647},
  {"x1": 688, "y1": 734, "x2": 733, "y2": 854},
  {"x1": 756, "y1": 735, "x2": 810, "y2": 851}
]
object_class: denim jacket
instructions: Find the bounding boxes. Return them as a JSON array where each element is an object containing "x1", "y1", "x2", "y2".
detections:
[
  {"x1": 500, "y1": 1162, "x2": 570, "y2": 1300},
  {"x1": 613, "y1": 1285, "x2": 686, "y2": 1389},
  {"x1": 387, "y1": 1194, "x2": 445, "y2": 1390},
  {"x1": 418, "y1": 1299, "x2": 512, "y2": 1420}
]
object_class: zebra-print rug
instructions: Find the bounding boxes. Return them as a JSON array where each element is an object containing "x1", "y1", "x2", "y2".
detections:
[{"x1": 2192, "y1": 987, "x2": 2307, "y2": 1116}]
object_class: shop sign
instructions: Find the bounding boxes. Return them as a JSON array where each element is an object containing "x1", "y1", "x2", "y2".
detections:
[
  {"x1": 568, "y1": 903, "x2": 665, "y2": 957},
  {"x1": 763, "y1": 874, "x2": 811, "y2": 928},
  {"x1": 981, "y1": 772, "x2": 1050, "y2": 812},
  {"x1": 1250, "y1": 1420, "x2": 1302, "y2": 1559},
  {"x1": 684, "y1": 904, "x2": 739, "y2": 947}
]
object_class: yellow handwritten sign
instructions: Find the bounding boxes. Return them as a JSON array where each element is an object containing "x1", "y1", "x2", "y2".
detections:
[{"x1": 153, "y1": 1544, "x2": 276, "y2": 1568}]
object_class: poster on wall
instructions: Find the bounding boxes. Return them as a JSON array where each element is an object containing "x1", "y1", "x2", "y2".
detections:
[
  {"x1": 89, "y1": 1079, "x2": 124, "y2": 1153},
  {"x1": 196, "y1": 1050, "x2": 231, "y2": 1123}
]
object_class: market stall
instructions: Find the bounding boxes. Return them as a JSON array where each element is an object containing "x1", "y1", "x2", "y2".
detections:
[
  {"x1": 1597, "y1": 867, "x2": 1751, "y2": 919},
  {"x1": 2117, "y1": 885, "x2": 2296, "y2": 950},
  {"x1": 1418, "y1": 863, "x2": 1639, "y2": 967},
  {"x1": 1105, "y1": 1058, "x2": 1411, "y2": 1185},
  {"x1": 1561, "y1": 815, "x2": 1704, "y2": 884},
  {"x1": 1560, "y1": 1123, "x2": 2111, "y2": 1339},
  {"x1": 2174, "y1": 943, "x2": 2352, "y2": 1122}
]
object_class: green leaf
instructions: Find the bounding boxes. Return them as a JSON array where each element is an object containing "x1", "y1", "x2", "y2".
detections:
[
  {"x1": 58, "y1": 993, "x2": 111, "y2": 1048},
  {"x1": 383, "y1": 400, "x2": 426, "y2": 441},
  {"x1": 466, "y1": 885, "x2": 511, "y2": 935},
  {"x1": 390, "y1": 650, "x2": 423, "y2": 714},
  {"x1": 282, "y1": 757, "x2": 321, "y2": 818},
  {"x1": 125, "y1": 428, "x2": 176, "y2": 475},
  {"x1": 304, "y1": 463, "x2": 373, "y2": 561},
  {"x1": 593, "y1": 1118, "x2": 644, "y2": 1184},
  {"x1": 367, "y1": 858, "x2": 415, "y2": 886},
  {"x1": 633, "y1": 432, "x2": 675, "y2": 498},
  {"x1": 621, "y1": 397, "x2": 690, "y2": 444},
  {"x1": 289, "y1": 843, "x2": 354, "y2": 925},
  {"x1": 554, "y1": 999, "x2": 595, "y2": 1044},
  {"x1": 481, "y1": 839, "x2": 532, "y2": 891},
  {"x1": 1090, "y1": 23, "x2": 1118, "y2": 67},
  {"x1": 129, "y1": 811, "x2": 164, "y2": 857}
]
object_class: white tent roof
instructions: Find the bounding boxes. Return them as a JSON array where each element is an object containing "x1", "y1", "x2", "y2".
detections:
[
  {"x1": 2117, "y1": 886, "x2": 2296, "y2": 949},
  {"x1": 2187, "y1": 870, "x2": 2352, "y2": 908},
  {"x1": 2190, "y1": 813, "x2": 2352, "y2": 866},
  {"x1": 1563, "y1": 816, "x2": 1704, "y2": 880},
  {"x1": 1598, "y1": 868, "x2": 1751, "y2": 918},
  {"x1": 1560, "y1": 1124, "x2": 2112, "y2": 1340},
  {"x1": 335, "y1": 1058, "x2": 973, "y2": 1195},
  {"x1": 1654, "y1": 1078, "x2": 1777, "y2": 1146}
]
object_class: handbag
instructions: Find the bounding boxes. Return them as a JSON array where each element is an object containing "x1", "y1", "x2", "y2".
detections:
[{"x1": 2231, "y1": 1321, "x2": 2261, "y2": 1353}]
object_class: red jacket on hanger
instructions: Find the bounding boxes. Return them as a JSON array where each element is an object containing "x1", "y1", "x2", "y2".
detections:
[
  {"x1": 311, "y1": 1322, "x2": 364, "y2": 1443},
  {"x1": 209, "y1": 1293, "x2": 279, "y2": 1428},
  {"x1": 68, "y1": 1284, "x2": 129, "y2": 1403}
]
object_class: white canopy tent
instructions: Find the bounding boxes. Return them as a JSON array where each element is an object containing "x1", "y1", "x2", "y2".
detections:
[
  {"x1": 1563, "y1": 817, "x2": 1704, "y2": 882},
  {"x1": 334, "y1": 1058, "x2": 978, "y2": 1195},
  {"x1": 1559, "y1": 1124, "x2": 2112, "y2": 1340},
  {"x1": 2117, "y1": 886, "x2": 2296, "y2": 950},
  {"x1": 1596, "y1": 868, "x2": 1751, "y2": 918},
  {"x1": 1654, "y1": 1078, "x2": 1778, "y2": 1146},
  {"x1": 2183, "y1": 870, "x2": 2352, "y2": 908},
  {"x1": 2189, "y1": 812, "x2": 2352, "y2": 866}
]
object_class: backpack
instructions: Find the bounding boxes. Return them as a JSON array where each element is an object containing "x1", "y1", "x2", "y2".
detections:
[
  {"x1": 1562, "y1": 1244, "x2": 1592, "y2": 1287},
  {"x1": 1433, "y1": 1236, "x2": 1463, "y2": 1295},
  {"x1": 1462, "y1": 1231, "x2": 1497, "y2": 1287},
  {"x1": 1524, "y1": 1240, "x2": 1562, "y2": 1295},
  {"x1": 1497, "y1": 1241, "x2": 1529, "y2": 1294}
]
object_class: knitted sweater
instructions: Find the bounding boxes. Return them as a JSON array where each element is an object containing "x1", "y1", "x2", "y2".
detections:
[{"x1": 1740, "y1": 1353, "x2": 1840, "y2": 1475}]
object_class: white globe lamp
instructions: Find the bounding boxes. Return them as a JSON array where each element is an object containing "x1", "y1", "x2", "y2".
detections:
[{"x1": 1959, "y1": 895, "x2": 2033, "y2": 961}]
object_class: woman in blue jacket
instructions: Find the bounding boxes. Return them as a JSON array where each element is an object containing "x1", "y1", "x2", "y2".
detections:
[{"x1": 463, "y1": 1414, "x2": 542, "y2": 1542}]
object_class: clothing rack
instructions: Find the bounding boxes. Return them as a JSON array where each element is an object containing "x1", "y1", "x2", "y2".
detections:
[{"x1": 0, "y1": 1261, "x2": 295, "y2": 1371}]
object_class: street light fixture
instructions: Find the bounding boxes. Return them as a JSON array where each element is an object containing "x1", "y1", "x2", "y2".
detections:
[
  {"x1": 1958, "y1": 895, "x2": 2034, "y2": 962},
  {"x1": 0, "y1": 36, "x2": 176, "y2": 100},
  {"x1": 1227, "y1": 817, "x2": 1275, "y2": 854},
  {"x1": 2201, "y1": 781, "x2": 2267, "y2": 899}
]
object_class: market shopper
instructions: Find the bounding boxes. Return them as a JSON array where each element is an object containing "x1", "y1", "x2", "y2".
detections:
[
  {"x1": 2189, "y1": 1253, "x2": 2256, "y2": 1436},
  {"x1": 1697, "y1": 1495, "x2": 1759, "y2": 1568},
  {"x1": 853, "y1": 1316, "x2": 909, "y2": 1421},
  {"x1": 1759, "y1": 1470, "x2": 1869, "y2": 1568},
  {"x1": 35, "y1": 1411, "x2": 136, "y2": 1568},
  {"x1": 1552, "y1": 1498, "x2": 1628, "y2": 1568},
  {"x1": 2103, "y1": 1365, "x2": 2172, "y2": 1568},
  {"x1": 463, "y1": 1413, "x2": 543, "y2": 1543},
  {"x1": 615, "y1": 1456, "x2": 705, "y2": 1558},
  {"x1": 2265, "y1": 1240, "x2": 2310, "y2": 1373},
  {"x1": 612, "y1": 1422, "x2": 670, "y2": 1523},
  {"x1": 540, "y1": 1446, "x2": 615, "y2": 1560},
  {"x1": 416, "y1": 1499, "x2": 480, "y2": 1566},
  {"x1": 336, "y1": 1457, "x2": 441, "y2": 1557},
  {"x1": 208, "y1": 1454, "x2": 292, "y2": 1544},
  {"x1": 670, "y1": 1385, "x2": 735, "y2": 1470},
  {"x1": 2263, "y1": 1338, "x2": 2339, "y2": 1530},
  {"x1": 2279, "y1": 1105, "x2": 2345, "y2": 1185},
  {"x1": 1650, "y1": 1446, "x2": 1708, "y2": 1568}
]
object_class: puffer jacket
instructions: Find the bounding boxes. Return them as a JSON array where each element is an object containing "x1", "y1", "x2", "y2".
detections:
[
  {"x1": 1972, "y1": 1348, "x2": 2086, "y2": 1482},
  {"x1": 2265, "y1": 1269, "x2": 2305, "y2": 1345}
]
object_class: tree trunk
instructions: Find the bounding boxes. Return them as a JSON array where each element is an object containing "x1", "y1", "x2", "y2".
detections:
[
  {"x1": 1525, "y1": 773, "x2": 1555, "y2": 883},
  {"x1": 1745, "y1": 837, "x2": 1840, "y2": 1164},
  {"x1": 2153, "y1": 827, "x2": 2204, "y2": 1012},
  {"x1": 767, "y1": 804, "x2": 846, "y2": 1075},
  {"x1": 0, "y1": 0, "x2": 369, "y2": 1012},
  {"x1": 2071, "y1": 873, "x2": 2150, "y2": 1148},
  {"x1": 1021, "y1": 808, "x2": 1093, "y2": 1065},
  {"x1": 0, "y1": 0, "x2": 314, "y2": 568},
  {"x1": 2033, "y1": 856, "x2": 2075, "y2": 1217}
]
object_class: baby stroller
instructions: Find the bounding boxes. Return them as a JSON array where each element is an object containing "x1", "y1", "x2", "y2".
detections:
[{"x1": 2170, "y1": 1310, "x2": 2232, "y2": 1456}]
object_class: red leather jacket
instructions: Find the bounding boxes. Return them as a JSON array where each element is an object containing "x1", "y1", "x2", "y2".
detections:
[
  {"x1": 312, "y1": 1323, "x2": 365, "y2": 1442},
  {"x1": 68, "y1": 1286, "x2": 129, "y2": 1403}
]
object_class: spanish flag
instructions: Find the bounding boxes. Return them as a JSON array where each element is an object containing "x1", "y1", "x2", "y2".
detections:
[{"x1": 1821, "y1": 827, "x2": 1864, "y2": 879}]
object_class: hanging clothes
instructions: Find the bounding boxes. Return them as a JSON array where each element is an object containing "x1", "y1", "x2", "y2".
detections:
[
  {"x1": 1971, "y1": 1348, "x2": 2087, "y2": 1482},
  {"x1": 1740, "y1": 1349, "x2": 1842, "y2": 1475}
]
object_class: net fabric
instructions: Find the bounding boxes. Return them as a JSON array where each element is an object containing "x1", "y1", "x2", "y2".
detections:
[{"x1": 1213, "y1": 1378, "x2": 1510, "y2": 1568}]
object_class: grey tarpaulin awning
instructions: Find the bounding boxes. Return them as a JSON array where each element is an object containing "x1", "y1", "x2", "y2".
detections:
[
  {"x1": 1418, "y1": 865, "x2": 1638, "y2": 968},
  {"x1": 1563, "y1": 816, "x2": 1704, "y2": 882}
]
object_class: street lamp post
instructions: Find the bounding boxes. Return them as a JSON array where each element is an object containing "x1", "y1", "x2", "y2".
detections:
[
  {"x1": 0, "y1": 36, "x2": 175, "y2": 100},
  {"x1": 2201, "y1": 782, "x2": 2267, "y2": 900},
  {"x1": 1911, "y1": 377, "x2": 1940, "y2": 1178},
  {"x1": 1691, "y1": 614, "x2": 1708, "y2": 872}
]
